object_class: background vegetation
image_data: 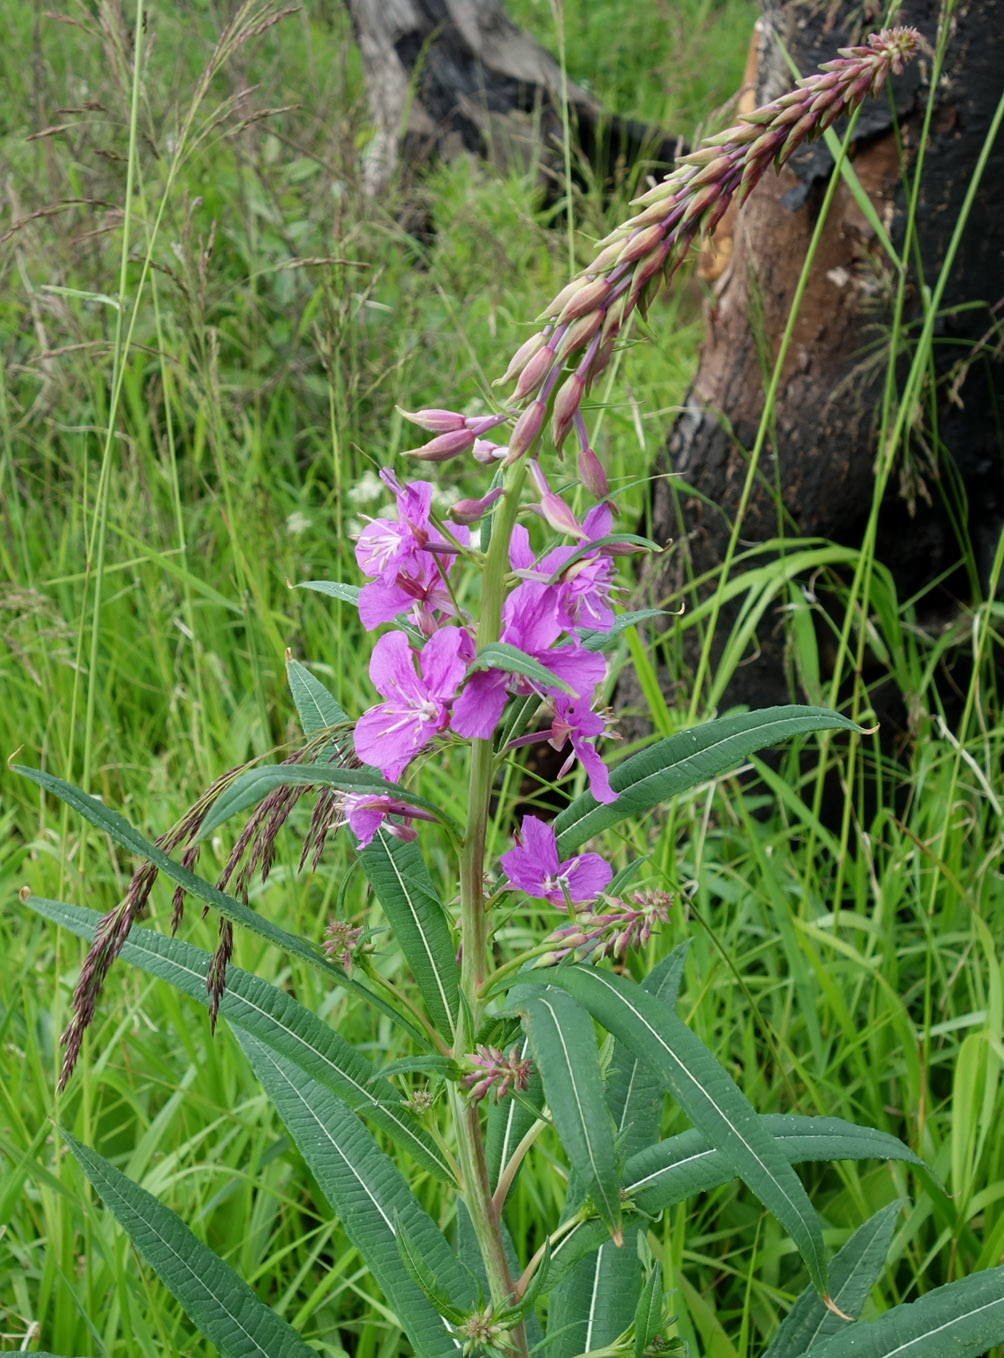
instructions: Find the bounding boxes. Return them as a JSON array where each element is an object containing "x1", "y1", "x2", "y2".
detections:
[{"x1": 2, "y1": 1, "x2": 1001, "y2": 1354}]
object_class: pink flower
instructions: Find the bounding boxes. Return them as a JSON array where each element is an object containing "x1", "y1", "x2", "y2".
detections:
[
  {"x1": 500, "y1": 814, "x2": 611, "y2": 906},
  {"x1": 354, "y1": 628, "x2": 468, "y2": 780},
  {"x1": 342, "y1": 792, "x2": 436, "y2": 848},
  {"x1": 355, "y1": 471, "x2": 435, "y2": 581},
  {"x1": 546, "y1": 695, "x2": 616, "y2": 804}
]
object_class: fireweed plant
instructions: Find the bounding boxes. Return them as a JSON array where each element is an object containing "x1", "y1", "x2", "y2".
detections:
[{"x1": 18, "y1": 24, "x2": 1004, "y2": 1358}]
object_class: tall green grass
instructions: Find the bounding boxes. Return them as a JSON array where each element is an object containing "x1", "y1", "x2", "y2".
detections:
[{"x1": 2, "y1": 1, "x2": 1001, "y2": 1354}]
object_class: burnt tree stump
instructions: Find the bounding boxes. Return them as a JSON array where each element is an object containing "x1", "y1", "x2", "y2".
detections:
[{"x1": 619, "y1": 0, "x2": 1004, "y2": 734}]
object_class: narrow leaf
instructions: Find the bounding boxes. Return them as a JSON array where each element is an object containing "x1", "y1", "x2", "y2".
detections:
[
  {"x1": 286, "y1": 656, "x2": 350, "y2": 730},
  {"x1": 546, "y1": 1232, "x2": 641, "y2": 1357},
  {"x1": 807, "y1": 1268, "x2": 1004, "y2": 1358},
  {"x1": 764, "y1": 1202, "x2": 903, "y2": 1358},
  {"x1": 28, "y1": 895, "x2": 454, "y2": 1182},
  {"x1": 236, "y1": 1032, "x2": 475, "y2": 1358},
  {"x1": 295, "y1": 579, "x2": 360, "y2": 605},
  {"x1": 625, "y1": 1116, "x2": 924, "y2": 1218},
  {"x1": 508, "y1": 985, "x2": 621, "y2": 1243},
  {"x1": 62, "y1": 1131, "x2": 317, "y2": 1358},
  {"x1": 579, "y1": 608, "x2": 668, "y2": 653},
  {"x1": 14, "y1": 768, "x2": 396, "y2": 1015},
  {"x1": 359, "y1": 831, "x2": 459, "y2": 1038},
  {"x1": 197, "y1": 763, "x2": 453, "y2": 841},
  {"x1": 539, "y1": 967, "x2": 828, "y2": 1294},
  {"x1": 472, "y1": 641, "x2": 575, "y2": 695},
  {"x1": 634, "y1": 1259, "x2": 664, "y2": 1358},
  {"x1": 553, "y1": 707, "x2": 862, "y2": 855}
]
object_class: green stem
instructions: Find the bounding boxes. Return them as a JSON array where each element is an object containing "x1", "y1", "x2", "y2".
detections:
[{"x1": 452, "y1": 460, "x2": 530, "y2": 1353}]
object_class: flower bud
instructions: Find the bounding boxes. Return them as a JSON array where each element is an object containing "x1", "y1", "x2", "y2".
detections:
[
  {"x1": 577, "y1": 446, "x2": 609, "y2": 498},
  {"x1": 504, "y1": 399, "x2": 546, "y2": 463},
  {"x1": 472, "y1": 438, "x2": 505, "y2": 463},
  {"x1": 616, "y1": 222, "x2": 665, "y2": 266},
  {"x1": 539, "y1": 276, "x2": 590, "y2": 322},
  {"x1": 512, "y1": 342, "x2": 557, "y2": 401},
  {"x1": 495, "y1": 330, "x2": 547, "y2": 387},
  {"x1": 539, "y1": 491, "x2": 587, "y2": 540},
  {"x1": 396, "y1": 406, "x2": 467, "y2": 433},
  {"x1": 551, "y1": 372, "x2": 585, "y2": 450},
  {"x1": 557, "y1": 310, "x2": 603, "y2": 361},
  {"x1": 558, "y1": 275, "x2": 610, "y2": 324},
  {"x1": 448, "y1": 488, "x2": 504, "y2": 524},
  {"x1": 402, "y1": 427, "x2": 476, "y2": 462}
]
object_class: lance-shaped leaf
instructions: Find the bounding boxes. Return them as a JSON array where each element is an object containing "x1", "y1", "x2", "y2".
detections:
[
  {"x1": 197, "y1": 764, "x2": 454, "y2": 842},
  {"x1": 553, "y1": 706, "x2": 861, "y2": 855},
  {"x1": 625, "y1": 1115, "x2": 924, "y2": 1218},
  {"x1": 544, "y1": 1116, "x2": 922, "y2": 1297},
  {"x1": 286, "y1": 656, "x2": 350, "y2": 730},
  {"x1": 508, "y1": 985, "x2": 622, "y2": 1244},
  {"x1": 546, "y1": 1231, "x2": 642, "y2": 1357},
  {"x1": 634, "y1": 1259, "x2": 664, "y2": 1358},
  {"x1": 236, "y1": 1032, "x2": 474, "y2": 1358},
  {"x1": 26, "y1": 896, "x2": 454, "y2": 1184},
  {"x1": 471, "y1": 641, "x2": 575, "y2": 695},
  {"x1": 359, "y1": 831, "x2": 459, "y2": 1038},
  {"x1": 548, "y1": 949, "x2": 689, "y2": 1349},
  {"x1": 764, "y1": 1202, "x2": 903, "y2": 1358},
  {"x1": 806, "y1": 1267, "x2": 1004, "y2": 1358},
  {"x1": 579, "y1": 608, "x2": 669, "y2": 653},
  {"x1": 537, "y1": 967, "x2": 828, "y2": 1295},
  {"x1": 61, "y1": 1131, "x2": 318, "y2": 1358},
  {"x1": 295, "y1": 578, "x2": 361, "y2": 606},
  {"x1": 13, "y1": 768, "x2": 425, "y2": 1032}
]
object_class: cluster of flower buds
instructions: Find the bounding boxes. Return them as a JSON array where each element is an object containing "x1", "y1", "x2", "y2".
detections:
[
  {"x1": 462, "y1": 1042, "x2": 534, "y2": 1104},
  {"x1": 321, "y1": 917, "x2": 364, "y2": 970},
  {"x1": 492, "y1": 27, "x2": 921, "y2": 480},
  {"x1": 533, "y1": 888, "x2": 675, "y2": 967}
]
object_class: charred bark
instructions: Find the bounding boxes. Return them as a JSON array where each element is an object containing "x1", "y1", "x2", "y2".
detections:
[
  {"x1": 345, "y1": 0, "x2": 683, "y2": 198},
  {"x1": 621, "y1": 0, "x2": 1004, "y2": 736}
]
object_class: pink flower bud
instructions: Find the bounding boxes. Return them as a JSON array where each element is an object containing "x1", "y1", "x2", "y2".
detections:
[
  {"x1": 558, "y1": 275, "x2": 611, "y2": 324},
  {"x1": 402, "y1": 427, "x2": 476, "y2": 462},
  {"x1": 577, "y1": 446, "x2": 609, "y2": 498},
  {"x1": 448, "y1": 488, "x2": 504, "y2": 524},
  {"x1": 495, "y1": 330, "x2": 547, "y2": 387},
  {"x1": 504, "y1": 399, "x2": 546, "y2": 463},
  {"x1": 539, "y1": 491, "x2": 587, "y2": 540},
  {"x1": 396, "y1": 406, "x2": 467, "y2": 433},
  {"x1": 551, "y1": 371, "x2": 585, "y2": 450},
  {"x1": 513, "y1": 342, "x2": 557, "y2": 401},
  {"x1": 472, "y1": 438, "x2": 505, "y2": 463},
  {"x1": 616, "y1": 222, "x2": 665, "y2": 266},
  {"x1": 540, "y1": 276, "x2": 590, "y2": 321},
  {"x1": 557, "y1": 310, "x2": 604, "y2": 361}
]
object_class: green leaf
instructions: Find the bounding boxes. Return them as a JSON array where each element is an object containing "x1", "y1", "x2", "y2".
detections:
[
  {"x1": 545, "y1": 1117, "x2": 922, "y2": 1296},
  {"x1": 634, "y1": 1259, "x2": 664, "y2": 1358},
  {"x1": 236, "y1": 1031, "x2": 476, "y2": 1358},
  {"x1": 285, "y1": 656, "x2": 350, "y2": 730},
  {"x1": 471, "y1": 641, "x2": 575, "y2": 695},
  {"x1": 538, "y1": 967, "x2": 828, "y2": 1295},
  {"x1": 546, "y1": 1231, "x2": 641, "y2": 1357},
  {"x1": 374, "y1": 1054, "x2": 462, "y2": 1081},
  {"x1": 295, "y1": 578, "x2": 360, "y2": 605},
  {"x1": 196, "y1": 763, "x2": 454, "y2": 842},
  {"x1": 61, "y1": 1131, "x2": 317, "y2": 1358},
  {"x1": 764, "y1": 1203, "x2": 903, "y2": 1358},
  {"x1": 626, "y1": 1115, "x2": 923, "y2": 1218},
  {"x1": 579, "y1": 608, "x2": 669, "y2": 653},
  {"x1": 806, "y1": 1268, "x2": 1004, "y2": 1358},
  {"x1": 27, "y1": 895, "x2": 454, "y2": 1182},
  {"x1": 359, "y1": 831, "x2": 460, "y2": 1038},
  {"x1": 553, "y1": 706, "x2": 862, "y2": 856},
  {"x1": 395, "y1": 1211, "x2": 473, "y2": 1326},
  {"x1": 508, "y1": 985, "x2": 622, "y2": 1243},
  {"x1": 13, "y1": 767, "x2": 400, "y2": 1017}
]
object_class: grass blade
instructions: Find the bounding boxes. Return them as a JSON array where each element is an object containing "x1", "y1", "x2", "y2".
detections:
[{"x1": 62, "y1": 1130, "x2": 318, "y2": 1358}]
